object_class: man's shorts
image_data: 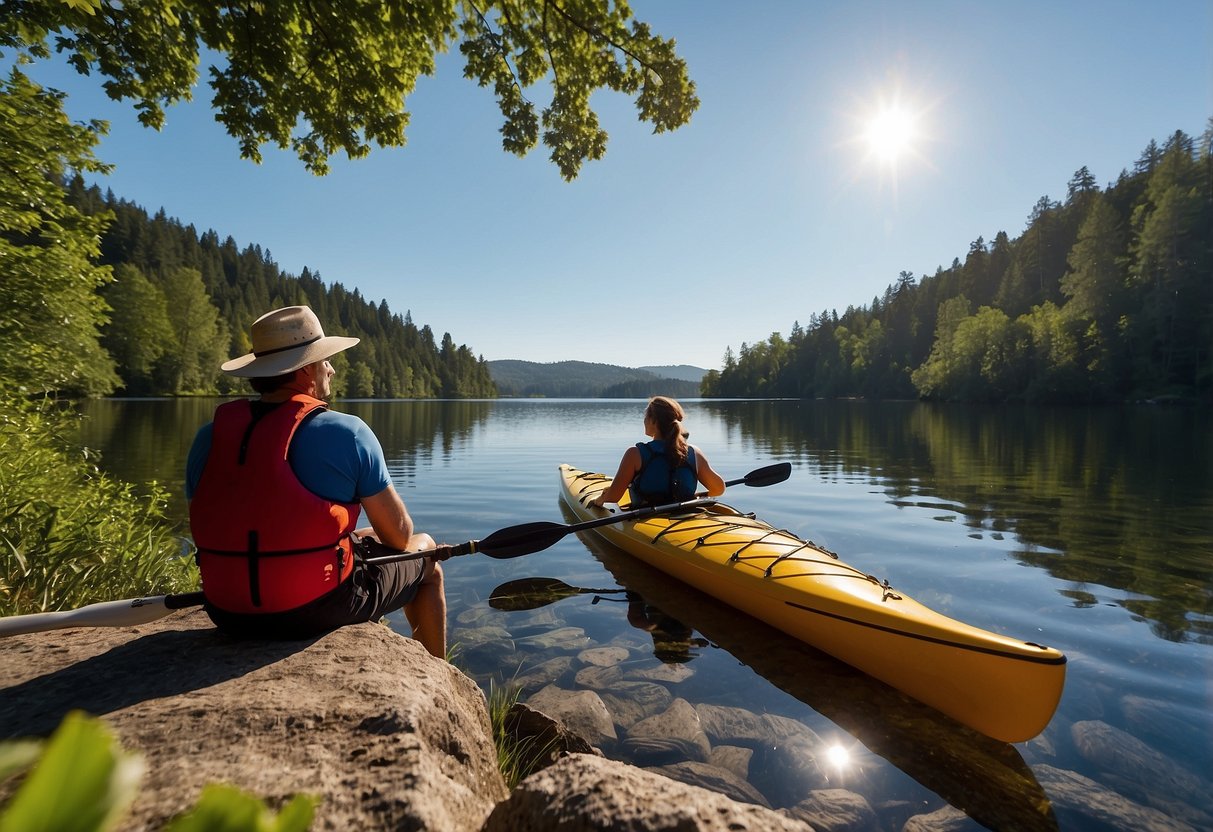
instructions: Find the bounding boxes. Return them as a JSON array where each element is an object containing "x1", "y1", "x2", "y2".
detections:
[{"x1": 204, "y1": 536, "x2": 431, "y2": 639}]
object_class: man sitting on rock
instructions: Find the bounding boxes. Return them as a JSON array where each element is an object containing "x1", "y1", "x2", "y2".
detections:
[{"x1": 186, "y1": 305, "x2": 447, "y2": 657}]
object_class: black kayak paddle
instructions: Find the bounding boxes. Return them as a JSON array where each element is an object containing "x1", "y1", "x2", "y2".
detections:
[
  {"x1": 363, "y1": 460, "x2": 792, "y2": 566},
  {"x1": 0, "y1": 462, "x2": 791, "y2": 637},
  {"x1": 488, "y1": 577, "x2": 627, "y2": 611}
]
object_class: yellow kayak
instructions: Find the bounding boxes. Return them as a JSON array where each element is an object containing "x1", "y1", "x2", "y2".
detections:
[{"x1": 558, "y1": 464, "x2": 1066, "y2": 743}]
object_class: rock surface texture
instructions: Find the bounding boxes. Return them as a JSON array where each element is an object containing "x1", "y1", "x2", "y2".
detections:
[
  {"x1": 483, "y1": 753, "x2": 814, "y2": 832},
  {"x1": 0, "y1": 609, "x2": 507, "y2": 831}
]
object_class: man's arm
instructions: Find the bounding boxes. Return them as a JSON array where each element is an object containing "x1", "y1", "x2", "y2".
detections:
[{"x1": 359, "y1": 483, "x2": 417, "y2": 551}]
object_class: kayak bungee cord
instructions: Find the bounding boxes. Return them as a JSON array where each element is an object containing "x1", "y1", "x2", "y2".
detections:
[{"x1": 623, "y1": 507, "x2": 880, "y2": 586}]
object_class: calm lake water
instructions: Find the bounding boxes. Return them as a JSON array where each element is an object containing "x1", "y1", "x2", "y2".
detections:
[{"x1": 77, "y1": 398, "x2": 1212, "y2": 831}]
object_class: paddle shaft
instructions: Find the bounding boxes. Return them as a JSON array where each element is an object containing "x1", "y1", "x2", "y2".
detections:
[
  {"x1": 0, "y1": 592, "x2": 206, "y2": 638},
  {"x1": 363, "y1": 465, "x2": 792, "y2": 567},
  {"x1": 363, "y1": 497, "x2": 719, "y2": 566},
  {"x1": 0, "y1": 463, "x2": 790, "y2": 636}
]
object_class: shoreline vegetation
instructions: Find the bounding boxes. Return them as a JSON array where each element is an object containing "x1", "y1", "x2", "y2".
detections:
[
  {"x1": 0, "y1": 395, "x2": 197, "y2": 620},
  {"x1": 702, "y1": 125, "x2": 1212, "y2": 407},
  {"x1": 64, "y1": 117, "x2": 1213, "y2": 407}
]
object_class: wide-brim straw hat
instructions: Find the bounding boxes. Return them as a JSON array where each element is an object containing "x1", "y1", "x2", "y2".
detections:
[{"x1": 221, "y1": 306, "x2": 359, "y2": 377}]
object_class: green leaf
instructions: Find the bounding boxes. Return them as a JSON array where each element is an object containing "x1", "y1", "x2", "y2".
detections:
[
  {"x1": 0, "y1": 711, "x2": 144, "y2": 832},
  {"x1": 0, "y1": 740, "x2": 41, "y2": 781},
  {"x1": 270, "y1": 795, "x2": 319, "y2": 832},
  {"x1": 165, "y1": 785, "x2": 317, "y2": 832},
  {"x1": 1, "y1": 0, "x2": 695, "y2": 177}
]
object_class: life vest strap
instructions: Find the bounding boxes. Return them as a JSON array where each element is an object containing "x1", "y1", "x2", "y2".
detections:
[
  {"x1": 199, "y1": 538, "x2": 348, "y2": 558},
  {"x1": 247, "y1": 530, "x2": 261, "y2": 607}
]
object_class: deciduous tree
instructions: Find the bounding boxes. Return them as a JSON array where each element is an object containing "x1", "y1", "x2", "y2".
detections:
[
  {"x1": 2, "y1": 0, "x2": 698, "y2": 179},
  {"x1": 158, "y1": 267, "x2": 230, "y2": 393},
  {"x1": 0, "y1": 68, "x2": 118, "y2": 396},
  {"x1": 101, "y1": 264, "x2": 174, "y2": 392}
]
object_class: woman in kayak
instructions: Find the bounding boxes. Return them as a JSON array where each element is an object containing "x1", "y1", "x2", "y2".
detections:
[{"x1": 591, "y1": 396, "x2": 726, "y2": 508}]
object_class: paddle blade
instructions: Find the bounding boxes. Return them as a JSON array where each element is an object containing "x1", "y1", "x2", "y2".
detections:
[
  {"x1": 475, "y1": 521, "x2": 570, "y2": 559},
  {"x1": 488, "y1": 577, "x2": 623, "y2": 611},
  {"x1": 741, "y1": 462, "x2": 792, "y2": 488},
  {"x1": 489, "y1": 578, "x2": 580, "y2": 611}
]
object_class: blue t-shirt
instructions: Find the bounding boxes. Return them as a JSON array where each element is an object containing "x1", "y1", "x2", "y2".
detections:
[{"x1": 185, "y1": 407, "x2": 391, "y2": 504}]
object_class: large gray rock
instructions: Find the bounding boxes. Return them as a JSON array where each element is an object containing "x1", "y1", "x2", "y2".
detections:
[
  {"x1": 482, "y1": 753, "x2": 815, "y2": 831},
  {"x1": 598, "y1": 680, "x2": 674, "y2": 730},
  {"x1": 503, "y1": 702, "x2": 603, "y2": 775},
  {"x1": 527, "y1": 684, "x2": 618, "y2": 747},
  {"x1": 1120, "y1": 695, "x2": 1212, "y2": 771},
  {"x1": 748, "y1": 735, "x2": 830, "y2": 809},
  {"x1": 1034, "y1": 764, "x2": 1197, "y2": 831},
  {"x1": 708, "y1": 744, "x2": 753, "y2": 780},
  {"x1": 1071, "y1": 719, "x2": 1211, "y2": 814},
  {"x1": 781, "y1": 789, "x2": 877, "y2": 832},
  {"x1": 902, "y1": 804, "x2": 971, "y2": 831},
  {"x1": 646, "y1": 760, "x2": 772, "y2": 809},
  {"x1": 622, "y1": 698, "x2": 711, "y2": 764},
  {"x1": 514, "y1": 655, "x2": 575, "y2": 692},
  {"x1": 694, "y1": 703, "x2": 820, "y2": 748},
  {"x1": 0, "y1": 609, "x2": 508, "y2": 831}
]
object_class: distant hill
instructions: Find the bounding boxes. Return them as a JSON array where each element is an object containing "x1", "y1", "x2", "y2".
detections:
[
  {"x1": 638, "y1": 365, "x2": 707, "y2": 383},
  {"x1": 488, "y1": 360, "x2": 706, "y2": 398}
]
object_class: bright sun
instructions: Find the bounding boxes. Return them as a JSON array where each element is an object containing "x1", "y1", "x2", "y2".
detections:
[
  {"x1": 863, "y1": 104, "x2": 919, "y2": 163},
  {"x1": 840, "y1": 81, "x2": 938, "y2": 189}
]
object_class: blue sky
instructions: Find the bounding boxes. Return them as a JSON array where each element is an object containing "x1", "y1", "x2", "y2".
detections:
[{"x1": 17, "y1": 1, "x2": 1212, "y2": 370}]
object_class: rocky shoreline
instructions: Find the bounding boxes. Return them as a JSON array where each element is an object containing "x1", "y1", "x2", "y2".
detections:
[{"x1": 0, "y1": 611, "x2": 1205, "y2": 830}]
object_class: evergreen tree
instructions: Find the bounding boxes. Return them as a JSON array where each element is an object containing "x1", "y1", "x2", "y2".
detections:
[
  {"x1": 1126, "y1": 133, "x2": 1203, "y2": 390},
  {"x1": 1061, "y1": 196, "x2": 1126, "y2": 381},
  {"x1": 347, "y1": 362, "x2": 376, "y2": 398},
  {"x1": 1066, "y1": 166, "x2": 1098, "y2": 203},
  {"x1": 1135, "y1": 139, "x2": 1162, "y2": 175},
  {"x1": 996, "y1": 196, "x2": 1065, "y2": 316}
]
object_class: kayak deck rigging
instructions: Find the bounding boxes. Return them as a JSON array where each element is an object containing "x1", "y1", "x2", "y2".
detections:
[
  {"x1": 558, "y1": 463, "x2": 1066, "y2": 743},
  {"x1": 568, "y1": 469, "x2": 902, "y2": 598}
]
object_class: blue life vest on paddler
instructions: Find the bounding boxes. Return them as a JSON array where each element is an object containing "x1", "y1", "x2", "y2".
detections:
[
  {"x1": 630, "y1": 440, "x2": 699, "y2": 504},
  {"x1": 189, "y1": 394, "x2": 359, "y2": 614}
]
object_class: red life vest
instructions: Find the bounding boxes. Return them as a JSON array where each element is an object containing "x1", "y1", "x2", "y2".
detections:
[{"x1": 190, "y1": 394, "x2": 360, "y2": 614}]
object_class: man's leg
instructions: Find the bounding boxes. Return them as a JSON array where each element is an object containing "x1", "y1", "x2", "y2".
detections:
[
  {"x1": 405, "y1": 558, "x2": 446, "y2": 659},
  {"x1": 355, "y1": 528, "x2": 447, "y2": 659}
]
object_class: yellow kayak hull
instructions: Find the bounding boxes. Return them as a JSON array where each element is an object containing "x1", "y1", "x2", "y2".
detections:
[{"x1": 558, "y1": 464, "x2": 1065, "y2": 743}]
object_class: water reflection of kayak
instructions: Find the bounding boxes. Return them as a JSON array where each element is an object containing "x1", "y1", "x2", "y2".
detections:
[
  {"x1": 558, "y1": 464, "x2": 1066, "y2": 745},
  {"x1": 558, "y1": 496, "x2": 1060, "y2": 832}
]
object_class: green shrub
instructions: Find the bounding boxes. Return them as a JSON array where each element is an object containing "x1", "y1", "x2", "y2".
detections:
[{"x1": 0, "y1": 395, "x2": 197, "y2": 616}]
